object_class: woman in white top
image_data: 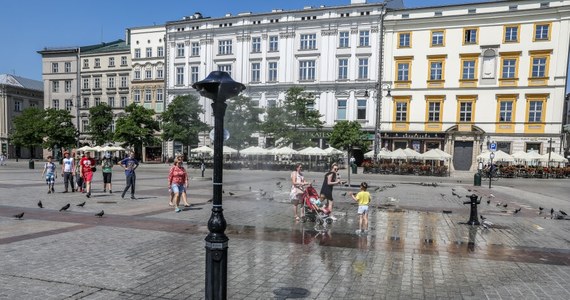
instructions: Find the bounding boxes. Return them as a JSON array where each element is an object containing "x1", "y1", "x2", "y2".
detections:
[{"x1": 290, "y1": 163, "x2": 307, "y2": 221}]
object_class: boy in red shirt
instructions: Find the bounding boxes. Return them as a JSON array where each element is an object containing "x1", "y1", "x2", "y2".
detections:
[{"x1": 79, "y1": 152, "x2": 96, "y2": 198}]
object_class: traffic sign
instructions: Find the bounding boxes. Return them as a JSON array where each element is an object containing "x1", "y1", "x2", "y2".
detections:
[{"x1": 489, "y1": 141, "x2": 497, "y2": 152}]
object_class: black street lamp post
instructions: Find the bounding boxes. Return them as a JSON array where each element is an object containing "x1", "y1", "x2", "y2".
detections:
[{"x1": 192, "y1": 71, "x2": 245, "y2": 300}]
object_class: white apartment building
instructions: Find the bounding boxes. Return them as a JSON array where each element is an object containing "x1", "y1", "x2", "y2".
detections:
[
  {"x1": 383, "y1": 0, "x2": 570, "y2": 171},
  {"x1": 127, "y1": 25, "x2": 167, "y2": 161}
]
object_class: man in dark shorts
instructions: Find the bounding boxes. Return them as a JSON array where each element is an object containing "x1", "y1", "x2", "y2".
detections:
[{"x1": 320, "y1": 163, "x2": 344, "y2": 220}]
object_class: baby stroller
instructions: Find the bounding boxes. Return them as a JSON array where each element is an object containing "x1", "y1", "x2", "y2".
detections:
[{"x1": 301, "y1": 185, "x2": 333, "y2": 225}]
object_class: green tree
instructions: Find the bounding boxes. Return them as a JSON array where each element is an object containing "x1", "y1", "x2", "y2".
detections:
[
  {"x1": 328, "y1": 120, "x2": 369, "y2": 157},
  {"x1": 43, "y1": 108, "x2": 77, "y2": 151},
  {"x1": 225, "y1": 95, "x2": 263, "y2": 149},
  {"x1": 160, "y1": 95, "x2": 209, "y2": 151},
  {"x1": 114, "y1": 103, "x2": 160, "y2": 157},
  {"x1": 10, "y1": 107, "x2": 45, "y2": 157},
  {"x1": 88, "y1": 103, "x2": 114, "y2": 146},
  {"x1": 261, "y1": 87, "x2": 323, "y2": 147}
]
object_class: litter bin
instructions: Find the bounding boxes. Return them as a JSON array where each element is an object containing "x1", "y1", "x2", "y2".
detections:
[
  {"x1": 473, "y1": 172, "x2": 481, "y2": 186},
  {"x1": 351, "y1": 163, "x2": 357, "y2": 174},
  {"x1": 29, "y1": 159, "x2": 34, "y2": 169}
]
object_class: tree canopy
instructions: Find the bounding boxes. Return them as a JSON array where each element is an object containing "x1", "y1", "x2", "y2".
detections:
[
  {"x1": 327, "y1": 120, "x2": 369, "y2": 153},
  {"x1": 114, "y1": 103, "x2": 160, "y2": 156},
  {"x1": 261, "y1": 87, "x2": 323, "y2": 148},
  {"x1": 42, "y1": 108, "x2": 76, "y2": 150},
  {"x1": 88, "y1": 103, "x2": 114, "y2": 146},
  {"x1": 10, "y1": 107, "x2": 45, "y2": 152},
  {"x1": 224, "y1": 95, "x2": 263, "y2": 149},
  {"x1": 160, "y1": 95, "x2": 209, "y2": 149}
]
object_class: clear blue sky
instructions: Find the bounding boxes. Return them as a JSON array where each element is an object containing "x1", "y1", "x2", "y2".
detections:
[{"x1": 1, "y1": 0, "x2": 568, "y2": 92}]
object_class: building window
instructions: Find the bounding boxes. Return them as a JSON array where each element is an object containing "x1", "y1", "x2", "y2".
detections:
[
  {"x1": 463, "y1": 28, "x2": 478, "y2": 44},
  {"x1": 504, "y1": 25, "x2": 519, "y2": 43},
  {"x1": 65, "y1": 80, "x2": 71, "y2": 93},
  {"x1": 338, "y1": 59, "x2": 348, "y2": 80},
  {"x1": 531, "y1": 56, "x2": 548, "y2": 78},
  {"x1": 134, "y1": 49, "x2": 141, "y2": 59},
  {"x1": 145, "y1": 68, "x2": 152, "y2": 79},
  {"x1": 268, "y1": 62, "x2": 278, "y2": 82},
  {"x1": 251, "y1": 62, "x2": 261, "y2": 82},
  {"x1": 82, "y1": 120, "x2": 89, "y2": 132},
  {"x1": 267, "y1": 99, "x2": 277, "y2": 108},
  {"x1": 120, "y1": 96, "x2": 127, "y2": 108},
  {"x1": 83, "y1": 59, "x2": 89, "y2": 68},
  {"x1": 398, "y1": 32, "x2": 411, "y2": 48},
  {"x1": 94, "y1": 78, "x2": 100, "y2": 89},
  {"x1": 133, "y1": 90, "x2": 141, "y2": 103},
  {"x1": 191, "y1": 66, "x2": 199, "y2": 84},
  {"x1": 65, "y1": 99, "x2": 73, "y2": 111},
  {"x1": 218, "y1": 40, "x2": 232, "y2": 55},
  {"x1": 156, "y1": 89, "x2": 163, "y2": 102},
  {"x1": 191, "y1": 42, "x2": 200, "y2": 56},
  {"x1": 157, "y1": 67, "x2": 164, "y2": 79},
  {"x1": 64, "y1": 62, "x2": 71, "y2": 73},
  {"x1": 94, "y1": 58, "x2": 100, "y2": 68},
  {"x1": 462, "y1": 59, "x2": 476, "y2": 80},
  {"x1": 120, "y1": 76, "x2": 128, "y2": 87},
  {"x1": 108, "y1": 77, "x2": 115, "y2": 88},
  {"x1": 121, "y1": 56, "x2": 127, "y2": 66},
  {"x1": 176, "y1": 67, "x2": 184, "y2": 85},
  {"x1": 134, "y1": 69, "x2": 141, "y2": 80},
  {"x1": 300, "y1": 34, "x2": 317, "y2": 50},
  {"x1": 431, "y1": 30, "x2": 445, "y2": 47},
  {"x1": 534, "y1": 23, "x2": 550, "y2": 41},
  {"x1": 218, "y1": 64, "x2": 232, "y2": 76},
  {"x1": 145, "y1": 89, "x2": 152, "y2": 102},
  {"x1": 299, "y1": 60, "x2": 316, "y2": 81},
  {"x1": 14, "y1": 100, "x2": 22, "y2": 111},
  {"x1": 528, "y1": 100, "x2": 543, "y2": 122},
  {"x1": 108, "y1": 96, "x2": 115, "y2": 108},
  {"x1": 357, "y1": 99, "x2": 367, "y2": 120},
  {"x1": 176, "y1": 43, "x2": 185, "y2": 57},
  {"x1": 427, "y1": 101, "x2": 441, "y2": 122},
  {"x1": 52, "y1": 99, "x2": 59, "y2": 110},
  {"x1": 397, "y1": 62, "x2": 410, "y2": 81},
  {"x1": 499, "y1": 100, "x2": 513, "y2": 122},
  {"x1": 252, "y1": 37, "x2": 261, "y2": 53},
  {"x1": 502, "y1": 58, "x2": 517, "y2": 79},
  {"x1": 269, "y1": 36, "x2": 279, "y2": 52},
  {"x1": 146, "y1": 47, "x2": 152, "y2": 58},
  {"x1": 83, "y1": 78, "x2": 89, "y2": 89},
  {"x1": 82, "y1": 98, "x2": 89, "y2": 108},
  {"x1": 157, "y1": 46, "x2": 164, "y2": 57},
  {"x1": 430, "y1": 61, "x2": 444, "y2": 80},
  {"x1": 458, "y1": 101, "x2": 473, "y2": 122},
  {"x1": 339, "y1": 31, "x2": 350, "y2": 48},
  {"x1": 359, "y1": 30, "x2": 370, "y2": 47},
  {"x1": 337, "y1": 99, "x2": 347, "y2": 120},
  {"x1": 358, "y1": 58, "x2": 369, "y2": 79},
  {"x1": 107, "y1": 57, "x2": 114, "y2": 67},
  {"x1": 395, "y1": 101, "x2": 408, "y2": 122},
  {"x1": 94, "y1": 97, "x2": 101, "y2": 106},
  {"x1": 52, "y1": 81, "x2": 59, "y2": 93},
  {"x1": 52, "y1": 63, "x2": 59, "y2": 73}
]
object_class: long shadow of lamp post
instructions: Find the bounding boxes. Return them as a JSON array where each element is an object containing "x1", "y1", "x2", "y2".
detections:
[{"x1": 192, "y1": 71, "x2": 245, "y2": 300}]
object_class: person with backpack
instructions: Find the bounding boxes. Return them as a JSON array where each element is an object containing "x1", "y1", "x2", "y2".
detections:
[{"x1": 101, "y1": 153, "x2": 114, "y2": 194}]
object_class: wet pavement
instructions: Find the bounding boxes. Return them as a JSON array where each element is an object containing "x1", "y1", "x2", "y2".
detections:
[{"x1": 0, "y1": 161, "x2": 569, "y2": 299}]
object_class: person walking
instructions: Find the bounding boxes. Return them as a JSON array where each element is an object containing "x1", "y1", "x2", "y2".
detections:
[
  {"x1": 320, "y1": 163, "x2": 344, "y2": 220},
  {"x1": 42, "y1": 156, "x2": 57, "y2": 194},
  {"x1": 101, "y1": 153, "x2": 114, "y2": 194},
  {"x1": 351, "y1": 182, "x2": 371, "y2": 235},
  {"x1": 119, "y1": 152, "x2": 139, "y2": 200},
  {"x1": 60, "y1": 151, "x2": 75, "y2": 192},
  {"x1": 168, "y1": 157, "x2": 190, "y2": 212},
  {"x1": 0, "y1": 152, "x2": 6, "y2": 166},
  {"x1": 290, "y1": 163, "x2": 307, "y2": 221},
  {"x1": 75, "y1": 154, "x2": 84, "y2": 193},
  {"x1": 79, "y1": 152, "x2": 96, "y2": 198}
]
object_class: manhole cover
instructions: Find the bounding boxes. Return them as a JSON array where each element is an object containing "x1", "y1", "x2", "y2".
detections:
[{"x1": 273, "y1": 287, "x2": 310, "y2": 299}]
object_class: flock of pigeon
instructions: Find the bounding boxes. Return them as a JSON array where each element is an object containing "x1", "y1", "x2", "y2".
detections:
[{"x1": 12, "y1": 200, "x2": 104, "y2": 220}]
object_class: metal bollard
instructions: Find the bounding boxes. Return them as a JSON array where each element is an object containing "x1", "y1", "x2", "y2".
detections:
[{"x1": 463, "y1": 193, "x2": 481, "y2": 225}]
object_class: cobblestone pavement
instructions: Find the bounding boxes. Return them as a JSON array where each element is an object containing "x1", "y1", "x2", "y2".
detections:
[{"x1": 0, "y1": 161, "x2": 569, "y2": 299}]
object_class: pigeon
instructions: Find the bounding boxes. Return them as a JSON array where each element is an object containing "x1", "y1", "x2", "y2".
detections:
[
  {"x1": 451, "y1": 191, "x2": 458, "y2": 196},
  {"x1": 76, "y1": 201, "x2": 86, "y2": 207},
  {"x1": 539, "y1": 207, "x2": 544, "y2": 211},
  {"x1": 489, "y1": 194, "x2": 495, "y2": 198},
  {"x1": 59, "y1": 203, "x2": 70, "y2": 212},
  {"x1": 260, "y1": 191, "x2": 267, "y2": 196},
  {"x1": 95, "y1": 210, "x2": 104, "y2": 218},
  {"x1": 440, "y1": 193, "x2": 445, "y2": 197},
  {"x1": 482, "y1": 220, "x2": 493, "y2": 229},
  {"x1": 390, "y1": 184, "x2": 396, "y2": 188},
  {"x1": 502, "y1": 204, "x2": 508, "y2": 208},
  {"x1": 467, "y1": 189, "x2": 472, "y2": 192},
  {"x1": 480, "y1": 214, "x2": 486, "y2": 221},
  {"x1": 374, "y1": 187, "x2": 380, "y2": 192},
  {"x1": 228, "y1": 192, "x2": 235, "y2": 196},
  {"x1": 275, "y1": 182, "x2": 281, "y2": 186},
  {"x1": 222, "y1": 190, "x2": 225, "y2": 194},
  {"x1": 248, "y1": 186, "x2": 252, "y2": 191},
  {"x1": 13, "y1": 212, "x2": 24, "y2": 220},
  {"x1": 560, "y1": 210, "x2": 568, "y2": 216},
  {"x1": 341, "y1": 192, "x2": 347, "y2": 196},
  {"x1": 451, "y1": 188, "x2": 456, "y2": 192},
  {"x1": 486, "y1": 199, "x2": 491, "y2": 205},
  {"x1": 514, "y1": 208, "x2": 521, "y2": 214},
  {"x1": 37, "y1": 200, "x2": 43, "y2": 208}
]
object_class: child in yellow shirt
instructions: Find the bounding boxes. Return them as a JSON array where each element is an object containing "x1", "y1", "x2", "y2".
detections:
[{"x1": 351, "y1": 182, "x2": 371, "y2": 235}]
